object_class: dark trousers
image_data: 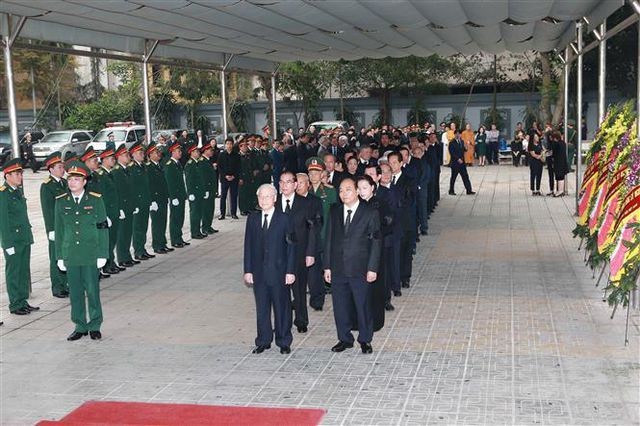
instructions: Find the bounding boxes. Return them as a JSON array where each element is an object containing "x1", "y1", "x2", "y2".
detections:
[
  {"x1": 4, "y1": 244, "x2": 31, "y2": 312},
  {"x1": 291, "y1": 263, "x2": 309, "y2": 328},
  {"x1": 48, "y1": 239, "x2": 68, "y2": 295},
  {"x1": 116, "y1": 213, "x2": 133, "y2": 263},
  {"x1": 427, "y1": 180, "x2": 436, "y2": 213},
  {"x1": 308, "y1": 251, "x2": 325, "y2": 310},
  {"x1": 253, "y1": 281, "x2": 293, "y2": 348},
  {"x1": 546, "y1": 157, "x2": 556, "y2": 192},
  {"x1": 189, "y1": 197, "x2": 203, "y2": 237},
  {"x1": 400, "y1": 231, "x2": 414, "y2": 282},
  {"x1": 67, "y1": 265, "x2": 102, "y2": 333},
  {"x1": 201, "y1": 193, "x2": 215, "y2": 232},
  {"x1": 132, "y1": 206, "x2": 150, "y2": 256},
  {"x1": 435, "y1": 170, "x2": 441, "y2": 202},
  {"x1": 489, "y1": 142, "x2": 499, "y2": 164},
  {"x1": 150, "y1": 201, "x2": 168, "y2": 251},
  {"x1": 390, "y1": 239, "x2": 402, "y2": 292},
  {"x1": 169, "y1": 199, "x2": 185, "y2": 245},
  {"x1": 331, "y1": 274, "x2": 373, "y2": 344},
  {"x1": 220, "y1": 178, "x2": 238, "y2": 216},
  {"x1": 382, "y1": 245, "x2": 394, "y2": 303},
  {"x1": 449, "y1": 164, "x2": 472, "y2": 193},
  {"x1": 106, "y1": 217, "x2": 118, "y2": 269},
  {"x1": 512, "y1": 152, "x2": 521, "y2": 166},
  {"x1": 417, "y1": 185, "x2": 429, "y2": 233},
  {"x1": 530, "y1": 162, "x2": 543, "y2": 191}
]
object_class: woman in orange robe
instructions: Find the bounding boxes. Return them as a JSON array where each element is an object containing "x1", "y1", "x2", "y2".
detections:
[{"x1": 461, "y1": 123, "x2": 475, "y2": 166}]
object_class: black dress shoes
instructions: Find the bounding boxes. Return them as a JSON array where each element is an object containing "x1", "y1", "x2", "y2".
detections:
[
  {"x1": 99, "y1": 272, "x2": 111, "y2": 279},
  {"x1": 11, "y1": 308, "x2": 30, "y2": 315},
  {"x1": 172, "y1": 243, "x2": 185, "y2": 248},
  {"x1": 218, "y1": 215, "x2": 225, "y2": 220},
  {"x1": 449, "y1": 191, "x2": 456, "y2": 195},
  {"x1": 26, "y1": 304, "x2": 40, "y2": 311},
  {"x1": 154, "y1": 248, "x2": 169, "y2": 254},
  {"x1": 53, "y1": 293, "x2": 68, "y2": 299},
  {"x1": 360, "y1": 343, "x2": 373, "y2": 354},
  {"x1": 401, "y1": 281, "x2": 410, "y2": 288},
  {"x1": 252, "y1": 344, "x2": 271, "y2": 354},
  {"x1": 117, "y1": 265, "x2": 127, "y2": 271},
  {"x1": 393, "y1": 290, "x2": 402, "y2": 297},
  {"x1": 89, "y1": 331, "x2": 102, "y2": 340},
  {"x1": 231, "y1": 215, "x2": 239, "y2": 220},
  {"x1": 467, "y1": 191, "x2": 476, "y2": 195},
  {"x1": 134, "y1": 254, "x2": 150, "y2": 261},
  {"x1": 106, "y1": 266, "x2": 119, "y2": 274},
  {"x1": 331, "y1": 341, "x2": 353, "y2": 352},
  {"x1": 312, "y1": 306, "x2": 323, "y2": 312},
  {"x1": 420, "y1": 230, "x2": 428, "y2": 236},
  {"x1": 208, "y1": 228, "x2": 219, "y2": 233},
  {"x1": 297, "y1": 325, "x2": 308, "y2": 333},
  {"x1": 240, "y1": 211, "x2": 249, "y2": 216},
  {"x1": 164, "y1": 246, "x2": 175, "y2": 252},
  {"x1": 121, "y1": 260, "x2": 135, "y2": 267},
  {"x1": 385, "y1": 302, "x2": 395, "y2": 311},
  {"x1": 132, "y1": 259, "x2": 141, "y2": 264},
  {"x1": 67, "y1": 331, "x2": 88, "y2": 341},
  {"x1": 192, "y1": 234, "x2": 205, "y2": 240},
  {"x1": 144, "y1": 252, "x2": 156, "y2": 259},
  {"x1": 280, "y1": 346, "x2": 291, "y2": 354}
]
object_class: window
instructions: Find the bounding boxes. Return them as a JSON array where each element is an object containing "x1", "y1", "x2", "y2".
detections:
[
  {"x1": 73, "y1": 133, "x2": 92, "y2": 142},
  {"x1": 134, "y1": 129, "x2": 146, "y2": 142},
  {"x1": 126, "y1": 131, "x2": 137, "y2": 142}
]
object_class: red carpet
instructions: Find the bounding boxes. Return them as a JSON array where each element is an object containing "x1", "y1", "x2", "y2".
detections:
[{"x1": 37, "y1": 401, "x2": 325, "y2": 425}]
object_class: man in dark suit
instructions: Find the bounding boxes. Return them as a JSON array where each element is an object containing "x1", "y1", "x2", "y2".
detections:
[
  {"x1": 217, "y1": 137, "x2": 241, "y2": 219},
  {"x1": 277, "y1": 171, "x2": 316, "y2": 333},
  {"x1": 448, "y1": 130, "x2": 475, "y2": 195},
  {"x1": 324, "y1": 177, "x2": 381, "y2": 354},
  {"x1": 323, "y1": 153, "x2": 344, "y2": 188},
  {"x1": 243, "y1": 184, "x2": 296, "y2": 354}
]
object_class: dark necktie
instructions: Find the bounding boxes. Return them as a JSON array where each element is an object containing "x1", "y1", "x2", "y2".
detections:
[
  {"x1": 74, "y1": 196, "x2": 80, "y2": 204},
  {"x1": 262, "y1": 214, "x2": 268, "y2": 233},
  {"x1": 345, "y1": 209, "x2": 352, "y2": 234},
  {"x1": 285, "y1": 199, "x2": 291, "y2": 214},
  {"x1": 391, "y1": 175, "x2": 396, "y2": 186}
]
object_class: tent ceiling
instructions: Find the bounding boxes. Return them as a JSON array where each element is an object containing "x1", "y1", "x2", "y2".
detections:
[{"x1": 0, "y1": 0, "x2": 625, "y2": 72}]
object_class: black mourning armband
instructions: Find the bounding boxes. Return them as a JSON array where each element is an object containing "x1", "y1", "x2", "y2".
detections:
[{"x1": 96, "y1": 220, "x2": 108, "y2": 229}]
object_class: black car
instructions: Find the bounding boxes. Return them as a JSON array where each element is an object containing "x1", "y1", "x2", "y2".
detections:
[{"x1": 0, "y1": 130, "x2": 45, "y2": 167}]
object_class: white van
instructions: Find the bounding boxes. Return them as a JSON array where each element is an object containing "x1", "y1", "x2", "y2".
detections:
[{"x1": 89, "y1": 122, "x2": 147, "y2": 153}]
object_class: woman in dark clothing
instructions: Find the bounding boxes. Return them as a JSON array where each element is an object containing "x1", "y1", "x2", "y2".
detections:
[
  {"x1": 511, "y1": 132, "x2": 524, "y2": 167},
  {"x1": 543, "y1": 129, "x2": 556, "y2": 196},
  {"x1": 551, "y1": 131, "x2": 568, "y2": 196},
  {"x1": 356, "y1": 175, "x2": 388, "y2": 332},
  {"x1": 528, "y1": 134, "x2": 544, "y2": 195}
]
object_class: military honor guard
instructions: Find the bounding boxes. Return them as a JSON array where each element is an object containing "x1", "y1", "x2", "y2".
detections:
[
  {"x1": 55, "y1": 162, "x2": 108, "y2": 341},
  {"x1": 1, "y1": 159, "x2": 39, "y2": 316},
  {"x1": 96, "y1": 144, "x2": 121, "y2": 275},
  {"x1": 164, "y1": 140, "x2": 189, "y2": 248},
  {"x1": 324, "y1": 177, "x2": 381, "y2": 354},
  {"x1": 111, "y1": 145, "x2": 139, "y2": 268},
  {"x1": 40, "y1": 151, "x2": 69, "y2": 297},
  {"x1": 81, "y1": 147, "x2": 101, "y2": 194},
  {"x1": 243, "y1": 184, "x2": 296, "y2": 354},
  {"x1": 239, "y1": 140, "x2": 257, "y2": 215},
  {"x1": 146, "y1": 142, "x2": 173, "y2": 254},
  {"x1": 198, "y1": 141, "x2": 219, "y2": 235},
  {"x1": 129, "y1": 141, "x2": 155, "y2": 260},
  {"x1": 184, "y1": 143, "x2": 207, "y2": 239}
]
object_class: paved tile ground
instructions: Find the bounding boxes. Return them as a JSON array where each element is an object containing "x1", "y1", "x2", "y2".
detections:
[{"x1": 0, "y1": 165, "x2": 638, "y2": 425}]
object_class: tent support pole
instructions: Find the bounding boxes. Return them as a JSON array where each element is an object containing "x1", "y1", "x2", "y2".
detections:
[
  {"x1": 2, "y1": 14, "x2": 26, "y2": 158},
  {"x1": 220, "y1": 54, "x2": 234, "y2": 140},
  {"x1": 142, "y1": 39, "x2": 158, "y2": 144},
  {"x1": 576, "y1": 21, "x2": 583, "y2": 213}
]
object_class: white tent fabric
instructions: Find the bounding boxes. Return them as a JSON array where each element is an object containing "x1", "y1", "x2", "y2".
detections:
[{"x1": 0, "y1": 0, "x2": 625, "y2": 71}]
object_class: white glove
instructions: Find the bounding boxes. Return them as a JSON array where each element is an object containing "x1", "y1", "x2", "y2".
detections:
[
  {"x1": 48, "y1": 231, "x2": 55, "y2": 241},
  {"x1": 204, "y1": 191, "x2": 209, "y2": 200},
  {"x1": 133, "y1": 207, "x2": 140, "y2": 215},
  {"x1": 188, "y1": 194, "x2": 195, "y2": 202},
  {"x1": 150, "y1": 201, "x2": 158, "y2": 211},
  {"x1": 6, "y1": 247, "x2": 15, "y2": 256},
  {"x1": 119, "y1": 209, "x2": 126, "y2": 220},
  {"x1": 97, "y1": 258, "x2": 107, "y2": 268},
  {"x1": 57, "y1": 259, "x2": 66, "y2": 271},
  {"x1": 106, "y1": 217, "x2": 112, "y2": 227},
  {"x1": 172, "y1": 198, "x2": 179, "y2": 206}
]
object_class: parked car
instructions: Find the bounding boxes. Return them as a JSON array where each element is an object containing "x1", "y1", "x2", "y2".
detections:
[
  {"x1": 32, "y1": 130, "x2": 94, "y2": 164},
  {"x1": 0, "y1": 129, "x2": 45, "y2": 166},
  {"x1": 307, "y1": 121, "x2": 348, "y2": 133},
  {"x1": 88, "y1": 122, "x2": 147, "y2": 153}
]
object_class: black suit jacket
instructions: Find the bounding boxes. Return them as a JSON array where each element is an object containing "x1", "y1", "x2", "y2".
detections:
[
  {"x1": 392, "y1": 173, "x2": 416, "y2": 232},
  {"x1": 283, "y1": 145, "x2": 298, "y2": 173},
  {"x1": 277, "y1": 194, "x2": 316, "y2": 263},
  {"x1": 243, "y1": 208, "x2": 296, "y2": 286},
  {"x1": 327, "y1": 170, "x2": 344, "y2": 189},
  {"x1": 324, "y1": 202, "x2": 381, "y2": 277},
  {"x1": 448, "y1": 138, "x2": 466, "y2": 166}
]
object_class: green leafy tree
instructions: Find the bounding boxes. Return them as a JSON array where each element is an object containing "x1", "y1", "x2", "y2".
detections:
[
  {"x1": 169, "y1": 66, "x2": 220, "y2": 130},
  {"x1": 278, "y1": 61, "x2": 334, "y2": 128}
]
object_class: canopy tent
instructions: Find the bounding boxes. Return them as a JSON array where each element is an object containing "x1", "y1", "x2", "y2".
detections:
[{"x1": 0, "y1": 0, "x2": 624, "y2": 69}]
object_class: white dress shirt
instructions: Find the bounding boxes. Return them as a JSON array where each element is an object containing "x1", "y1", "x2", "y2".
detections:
[
  {"x1": 262, "y1": 207, "x2": 275, "y2": 228},
  {"x1": 343, "y1": 200, "x2": 359, "y2": 224},
  {"x1": 281, "y1": 194, "x2": 294, "y2": 212}
]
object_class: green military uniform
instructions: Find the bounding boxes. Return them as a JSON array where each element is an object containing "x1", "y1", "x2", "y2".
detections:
[
  {"x1": 164, "y1": 142, "x2": 187, "y2": 246},
  {"x1": 111, "y1": 148, "x2": 134, "y2": 264},
  {"x1": 0, "y1": 159, "x2": 34, "y2": 313},
  {"x1": 259, "y1": 146, "x2": 273, "y2": 184},
  {"x1": 55, "y1": 162, "x2": 108, "y2": 334},
  {"x1": 40, "y1": 152, "x2": 69, "y2": 297},
  {"x1": 198, "y1": 145, "x2": 218, "y2": 235},
  {"x1": 81, "y1": 147, "x2": 102, "y2": 194},
  {"x1": 129, "y1": 142, "x2": 151, "y2": 257},
  {"x1": 146, "y1": 143, "x2": 169, "y2": 251},
  {"x1": 185, "y1": 144, "x2": 205, "y2": 238},
  {"x1": 238, "y1": 150, "x2": 256, "y2": 214}
]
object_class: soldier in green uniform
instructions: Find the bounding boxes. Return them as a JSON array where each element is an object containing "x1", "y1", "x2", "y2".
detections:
[
  {"x1": 306, "y1": 157, "x2": 337, "y2": 310},
  {"x1": 128, "y1": 141, "x2": 155, "y2": 261},
  {"x1": 164, "y1": 140, "x2": 189, "y2": 248},
  {"x1": 198, "y1": 141, "x2": 219, "y2": 235},
  {"x1": 111, "y1": 145, "x2": 139, "y2": 268},
  {"x1": 258, "y1": 137, "x2": 273, "y2": 184},
  {"x1": 40, "y1": 152, "x2": 69, "y2": 297},
  {"x1": 156, "y1": 133, "x2": 170, "y2": 165},
  {"x1": 146, "y1": 142, "x2": 174, "y2": 254},
  {"x1": 81, "y1": 147, "x2": 101, "y2": 194},
  {"x1": 55, "y1": 162, "x2": 108, "y2": 341},
  {"x1": 0, "y1": 159, "x2": 39, "y2": 315},
  {"x1": 184, "y1": 143, "x2": 207, "y2": 239},
  {"x1": 96, "y1": 144, "x2": 121, "y2": 275},
  {"x1": 238, "y1": 140, "x2": 256, "y2": 215}
]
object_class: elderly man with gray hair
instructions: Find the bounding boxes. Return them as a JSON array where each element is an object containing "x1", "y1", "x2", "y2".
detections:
[{"x1": 243, "y1": 184, "x2": 297, "y2": 354}]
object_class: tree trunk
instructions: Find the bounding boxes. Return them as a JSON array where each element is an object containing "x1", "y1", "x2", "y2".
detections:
[
  {"x1": 492, "y1": 54, "x2": 498, "y2": 124},
  {"x1": 539, "y1": 52, "x2": 553, "y2": 124},
  {"x1": 382, "y1": 88, "x2": 391, "y2": 125},
  {"x1": 260, "y1": 75, "x2": 273, "y2": 131},
  {"x1": 551, "y1": 73, "x2": 565, "y2": 126}
]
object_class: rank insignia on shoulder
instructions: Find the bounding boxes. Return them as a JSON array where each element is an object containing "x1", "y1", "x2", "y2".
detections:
[
  {"x1": 0, "y1": 186, "x2": 5, "y2": 192},
  {"x1": 55, "y1": 193, "x2": 67, "y2": 199},
  {"x1": 187, "y1": 159, "x2": 193, "y2": 164},
  {"x1": 43, "y1": 177, "x2": 51, "y2": 183},
  {"x1": 166, "y1": 161, "x2": 172, "y2": 166},
  {"x1": 89, "y1": 191, "x2": 102, "y2": 197}
]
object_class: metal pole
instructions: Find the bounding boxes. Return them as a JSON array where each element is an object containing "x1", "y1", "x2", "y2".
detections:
[
  {"x1": 3, "y1": 15, "x2": 26, "y2": 159},
  {"x1": 30, "y1": 67, "x2": 36, "y2": 122},
  {"x1": 637, "y1": 21, "x2": 640, "y2": 140},
  {"x1": 564, "y1": 47, "x2": 570, "y2": 197},
  {"x1": 220, "y1": 69, "x2": 228, "y2": 140},
  {"x1": 271, "y1": 72, "x2": 277, "y2": 143},
  {"x1": 141, "y1": 40, "x2": 158, "y2": 145},
  {"x1": 576, "y1": 21, "x2": 583, "y2": 212},
  {"x1": 598, "y1": 22, "x2": 607, "y2": 123}
]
